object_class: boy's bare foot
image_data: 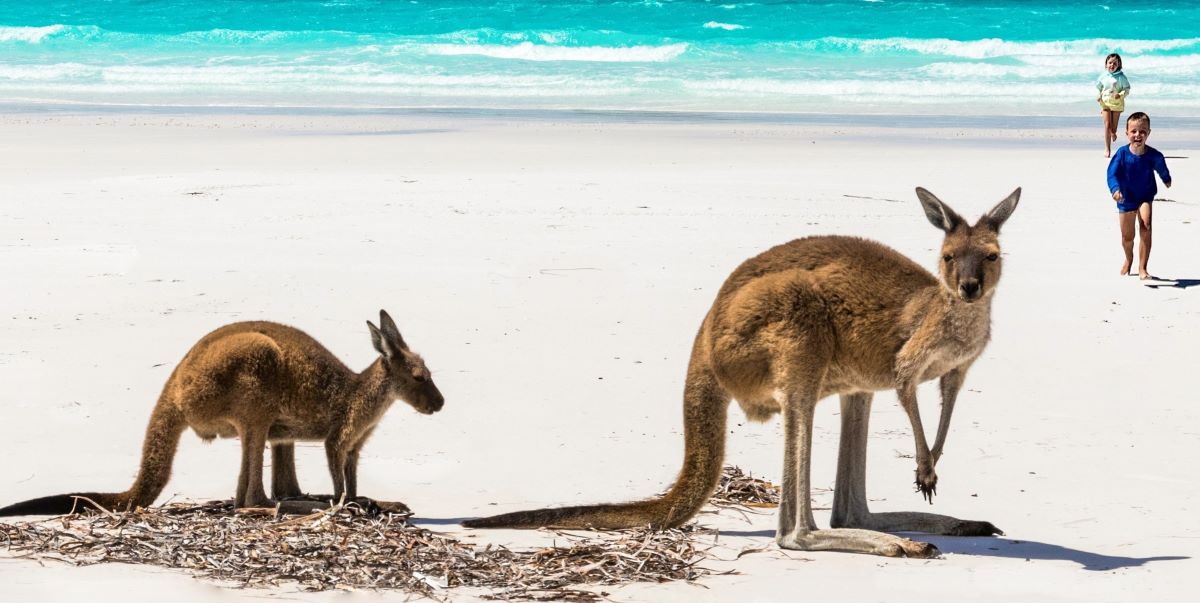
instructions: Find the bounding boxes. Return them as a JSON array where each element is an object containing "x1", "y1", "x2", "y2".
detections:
[
  {"x1": 1139, "y1": 272, "x2": 1151, "y2": 280},
  {"x1": 1120, "y1": 263, "x2": 1132, "y2": 276}
]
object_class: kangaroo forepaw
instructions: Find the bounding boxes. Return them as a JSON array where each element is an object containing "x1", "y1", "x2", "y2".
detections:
[
  {"x1": 948, "y1": 520, "x2": 1003, "y2": 537},
  {"x1": 914, "y1": 465, "x2": 938, "y2": 503}
]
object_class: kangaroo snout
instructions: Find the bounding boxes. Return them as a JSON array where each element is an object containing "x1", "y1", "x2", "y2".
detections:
[
  {"x1": 417, "y1": 388, "x2": 445, "y2": 414},
  {"x1": 958, "y1": 279, "x2": 982, "y2": 301},
  {"x1": 427, "y1": 395, "x2": 445, "y2": 414}
]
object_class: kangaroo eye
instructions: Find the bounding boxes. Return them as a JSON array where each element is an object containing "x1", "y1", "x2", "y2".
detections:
[
  {"x1": 942, "y1": 254, "x2": 953, "y2": 263},
  {"x1": 413, "y1": 374, "x2": 427, "y2": 383},
  {"x1": 986, "y1": 253, "x2": 999, "y2": 261}
]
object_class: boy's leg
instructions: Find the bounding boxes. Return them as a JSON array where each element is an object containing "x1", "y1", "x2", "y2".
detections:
[
  {"x1": 1118, "y1": 210, "x2": 1136, "y2": 275},
  {"x1": 1137, "y1": 202, "x2": 1153, "y2": 279}
]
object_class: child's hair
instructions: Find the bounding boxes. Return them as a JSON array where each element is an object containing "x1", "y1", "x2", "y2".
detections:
[
  {"x1": 1105, "y1": 52, "x2": 1123, "y2": 70},
  {"x1": 1126, "y1": 112, "x2": 1150, "y2": 129}
]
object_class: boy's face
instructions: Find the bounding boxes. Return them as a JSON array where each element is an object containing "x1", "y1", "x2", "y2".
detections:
[
  {"x1": 1126, "y1": 120, "x2": 1150, "y2": 151},
  {"x1": 1106, "y1": 56, "x2": 1120, "y2": 72}
]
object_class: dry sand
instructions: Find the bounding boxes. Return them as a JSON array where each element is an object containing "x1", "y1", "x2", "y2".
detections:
[{"x1": 1, "y1": 109, "x2": 1197, "y2": 601}]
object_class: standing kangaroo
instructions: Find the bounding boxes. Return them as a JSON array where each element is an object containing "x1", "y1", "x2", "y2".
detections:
[
  {"x1": 0, "y1": 309, "x2": 444, "y2": 516},
  {"x1": 464, "y1": 188, "x2": 1019, "y2": 557}
]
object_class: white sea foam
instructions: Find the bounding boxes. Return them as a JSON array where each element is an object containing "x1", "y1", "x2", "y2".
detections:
[
  {"x1": 919, "y1": 62, "x2": 1096, "y2": 80},
  {"x1": 0, "y1": 25, "x2": 65, "y2": 43},
  {"x1": 921, "y1": 55, "x2": 1200, "y2": 79},
  {"x1": 87, "y1": 64, "x2": 628, "y2": 93},
  {"x1": 0, "y1": 63, "x2": 97, "y2": 81},
  {"x1": 683, "y1": 76, "x2": 1200, "y2": 105},
  {"x1": 817, "y1": 36, "x2": 1200, "y2": 59},
  {"x1": 703, "y1": 22, "x2": 745, "y2": 31},
  {"x1": 422, "y1": 41, "x2": 688, "y2": 62}
]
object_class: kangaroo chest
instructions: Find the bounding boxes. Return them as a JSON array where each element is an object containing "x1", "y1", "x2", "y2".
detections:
[{"x1": 914, "y1": 309, "x2": 991, "y2": 382}]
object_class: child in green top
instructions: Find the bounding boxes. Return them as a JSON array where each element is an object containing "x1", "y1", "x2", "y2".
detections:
[{"x1": 1097, "y1": 53, "x2": 1131, "y2": 158}]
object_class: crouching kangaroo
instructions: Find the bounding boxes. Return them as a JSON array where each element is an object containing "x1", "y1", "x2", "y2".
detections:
[
  {"x1": 0, "y1": 309, "x2": 444, "y2": 516},
  {"x1": 464, "y1": 188, "x2": 1019, "y2": 557}
]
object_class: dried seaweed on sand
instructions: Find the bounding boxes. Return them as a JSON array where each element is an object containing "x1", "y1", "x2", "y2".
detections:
[
  {"x1": 707, "y1": 466, "x2": 781, "y2": 510},
  {"x1": 1, "y1": 498, "x2": 722, "y2": 601}
]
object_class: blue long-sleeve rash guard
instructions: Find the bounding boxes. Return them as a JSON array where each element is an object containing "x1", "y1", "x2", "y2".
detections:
[{"x1": 1107, "y1": 144, "x2": 1171, "y2": 204}]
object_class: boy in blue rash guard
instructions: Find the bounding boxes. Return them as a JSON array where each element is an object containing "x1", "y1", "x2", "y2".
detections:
[{"x1": 1107, "y1": 112, "x2": 1172, "y2": 280}]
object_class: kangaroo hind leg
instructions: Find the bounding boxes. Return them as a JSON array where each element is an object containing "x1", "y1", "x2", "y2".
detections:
[
  {"x1": 271, "y1": 443, "x2": 303, "y2": 499},
  {"x1": 235, "y1": 423, "x2": 273, "y2": 508},
  {"x1": 776, "y1": 384, "x2": 938, "y2": 558}
]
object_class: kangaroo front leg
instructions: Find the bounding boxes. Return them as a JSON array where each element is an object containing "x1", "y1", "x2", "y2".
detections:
[
  {"x1": 324, "y1": 435, "x2": 349, "y2": 502},
  {"x1": 343, "y1": 448, "x2": 361, "y2": 500},
  {"x1": 896, "y1": 383, "x2": 937, "y2": 502},
  {"x1": 344, "y1": 427, "x2": 374, "y2": 501},
  {"x1": 270, "y1": 443, "x2": 303, "y2": 499},
  {"x1": 930, "y1": 368, "x2": 966, "y2": 464}
]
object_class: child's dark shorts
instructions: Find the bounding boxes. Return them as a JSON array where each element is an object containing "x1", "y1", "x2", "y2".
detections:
[{"x1": 1117, "y1": 198, "x2": 1152, "y2": 213}]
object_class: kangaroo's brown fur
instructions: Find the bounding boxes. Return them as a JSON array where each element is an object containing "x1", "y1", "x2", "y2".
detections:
[
  {"x1": 464, "y1": 188, "x2": 1019, "y2": 557},
  {"x1": 0, "y1": 310, "x2": 444, "y2": 516}
]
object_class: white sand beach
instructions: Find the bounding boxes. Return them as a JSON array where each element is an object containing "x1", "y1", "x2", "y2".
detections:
[{"x1": 1, "y1": 109, "x2": 1198, "y2": 601}]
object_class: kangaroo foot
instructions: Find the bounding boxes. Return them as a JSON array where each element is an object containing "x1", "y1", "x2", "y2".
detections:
[
  {"x1": 835, "y1": 510, "x2": 1003, "y2": 537},
  {"x1": 878, "y1": 539, "x2": 940, "y2": 558},
  {"x1": 272, "y1": 487, "x2": 304, "y2": 499},
  {"x1": 238, "y1": 496, "x2": 275, "y2": 509},
  {"x1": 277, "y1": 494, "x2": 412, "y2": 518},
  {"x1": 947, "y1": 519, "x2": 1004, "y2": 537},
  {"x1": 280, "y1": 493, "x2": 370, "y2": 506},
  {"x1": 777, "y1": 528, "x2": 940, "y2": 558}
]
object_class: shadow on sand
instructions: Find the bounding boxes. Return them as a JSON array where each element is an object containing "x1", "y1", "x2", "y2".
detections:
[
  {"x1": 1144, "y1": 276, "x2": 1200, "y2": 289},
  {"x1": 922, "y1": 535, "x2": 1188, "y2": 570},
  {"x1": 412, "y1": 516, "x2": 475, "y2": 526},
  {"x1": 716, "y1": 529, "x2": 1188, "y2": 570}
]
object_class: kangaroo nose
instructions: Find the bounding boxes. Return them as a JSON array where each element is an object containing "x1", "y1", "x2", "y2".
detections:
[{"x1": 959, "y1": 280, "x2": 981, "y2": 300}]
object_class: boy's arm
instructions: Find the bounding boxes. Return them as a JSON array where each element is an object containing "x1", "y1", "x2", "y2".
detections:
[
  {"x1": 1107, "y1": 151, "x2": 1123, "y2": 198},
  {"x1": 1155, "y1": 152, "x2": 1172, "y2": 187}
]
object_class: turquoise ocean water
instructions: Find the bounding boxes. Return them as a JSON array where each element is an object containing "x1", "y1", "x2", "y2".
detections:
[{"x1": 2, "y1": 0, "x2": 1199, "y2": 116}]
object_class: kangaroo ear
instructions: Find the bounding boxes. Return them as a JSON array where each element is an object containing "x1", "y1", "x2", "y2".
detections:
[
  {"x1": 979, "y1": 187, "x2": 1021, "y2": 232},
  {"x1": 368, "y1": 320, "x2": 394, "y2": 359},
  {"x1": 378, "y1": 309, "x2": 408, "y2": 351},
  {"x1": 916, "y1": 187, "x2": 963, "y2": 233}
]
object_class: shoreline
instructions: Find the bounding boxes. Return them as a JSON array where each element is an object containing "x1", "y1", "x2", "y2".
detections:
[
  {"x1": 7, "y1": 101, "x2": 1200, "y2": 149},
  {"x1": 6, "y1": 99, "x2": 1200, "y2": 129},
  {"x1": 7, "y1": 102, "x2": 1200, "y2": 151}
]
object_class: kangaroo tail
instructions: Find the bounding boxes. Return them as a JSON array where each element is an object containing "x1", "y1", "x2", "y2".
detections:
[
  {"x1": 0, "y1": 393, "x2": 188, "y2": 517},
  {"x1": 464, "y1": 363, "x2": 729, "y2": 530}
]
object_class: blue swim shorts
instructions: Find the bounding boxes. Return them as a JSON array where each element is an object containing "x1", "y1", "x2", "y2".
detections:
[{"x1": 1116, "y1": 198, "x2": 1151, "y2": 213}]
